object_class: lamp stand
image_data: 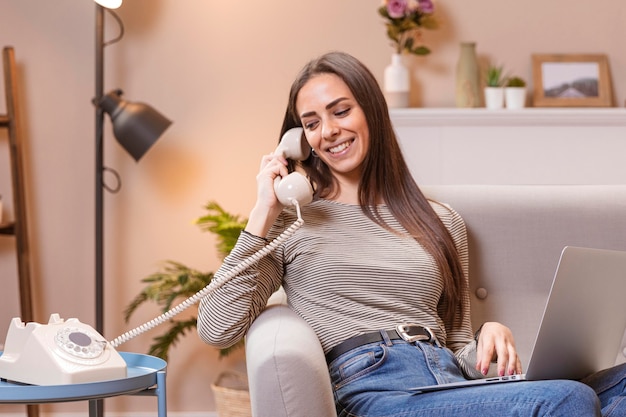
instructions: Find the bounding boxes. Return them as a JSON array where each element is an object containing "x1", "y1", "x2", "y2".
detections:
[
  {"x1": 95, "y1": 3, "x2": 105, "y2": 338},
  {"x1": 94, "y1": 5, "x2": 106, "y2": 417}
]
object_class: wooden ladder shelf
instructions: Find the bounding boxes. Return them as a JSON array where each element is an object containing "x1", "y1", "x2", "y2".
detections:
[{"x1": 0, "y1": 46, "x2": 38, "y2": 417}]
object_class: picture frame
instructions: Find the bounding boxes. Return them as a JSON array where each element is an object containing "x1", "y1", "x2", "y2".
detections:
[{"x1": 531, "y1": 54, "x2": 613, "y2": 107}]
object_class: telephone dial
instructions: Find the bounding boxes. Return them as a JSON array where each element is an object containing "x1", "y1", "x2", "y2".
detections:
[{"x1": 0, "y1": 128, "x2": 312, "y2": 386}]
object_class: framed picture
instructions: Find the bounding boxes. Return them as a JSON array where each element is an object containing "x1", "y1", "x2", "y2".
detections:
[{"x1": 531, "y1": 54, "x2": 613, "y2": 107}]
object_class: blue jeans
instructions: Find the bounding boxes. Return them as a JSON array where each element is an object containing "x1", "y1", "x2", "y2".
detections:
[{"x1": 328, "y1": 334, "x2": 626, "y2": 417}]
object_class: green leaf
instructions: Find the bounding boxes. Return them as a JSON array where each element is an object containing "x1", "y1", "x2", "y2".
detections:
[
  {"x1": 378, "y1": 5, "x2": 390, "y2": 19},
  {"x1": 420, "y1": 16, "x2": 438, "y2": 30},
  {"x1": 506, "y1": 76, "x2": 526, "y2": 87},
  {"x1": 123, "y1": 292, "x2": 149, "y2": 322},
  {"x1": 411, "y1": 46, "x2": 431, "y2": 56},
  {"x1": 217, "y1": 339, "x2": 245, "y2": 359},
  {"x1": 147, "y1": 318, "x2": 198, "y2": 361},
  {"x1": 195, "y1": 201, "x2": 247, "y2": 259},
  {"x1": 486, "y1": 65, "x2": 506, "y2": 87}
]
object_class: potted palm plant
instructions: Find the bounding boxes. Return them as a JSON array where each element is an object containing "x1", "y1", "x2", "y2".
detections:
[
  {"x1": 124, "y1": 201, "x2": 250, "y2": 417},
  {"x1": 124, "y1": 201, "x2": 247, "y2": 360}
]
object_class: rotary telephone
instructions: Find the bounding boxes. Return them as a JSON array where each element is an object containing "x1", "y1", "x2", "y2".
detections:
[
  {"x1": 0, "y1": 314, "x2": 127, "y2": 385},
  {"x1": 0, "y1": 128, "x2": 312, "y2": 386}
]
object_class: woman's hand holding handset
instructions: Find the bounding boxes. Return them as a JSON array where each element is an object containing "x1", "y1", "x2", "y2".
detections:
[
  {"x1": 244, "y1": 152, "x2": 290, "y2": 238},
  {"x1": 245, "y1": 128, "x2": 313, "y2": 238}
]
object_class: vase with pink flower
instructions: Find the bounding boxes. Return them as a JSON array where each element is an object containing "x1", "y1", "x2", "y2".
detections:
[{"x1": 378, "y1": 0, "x2": 438, "y2": 107}]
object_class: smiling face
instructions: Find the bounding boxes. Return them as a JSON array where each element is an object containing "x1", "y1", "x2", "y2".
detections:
[{"x1": 296, "y1": 73, "x2": 370, "y2": 193}]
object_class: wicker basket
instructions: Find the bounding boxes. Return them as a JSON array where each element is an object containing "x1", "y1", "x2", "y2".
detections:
[{"x1": 211, "y1": 371, "x2": 252, "y2": 417}]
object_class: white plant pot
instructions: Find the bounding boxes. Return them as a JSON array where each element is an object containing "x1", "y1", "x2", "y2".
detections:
[
  {"x1": 505, "y1": 87, "x2": 527, "y2": 109},
  {"x1": 484, "y1": 87, "x2": 504, "y2": 109}
]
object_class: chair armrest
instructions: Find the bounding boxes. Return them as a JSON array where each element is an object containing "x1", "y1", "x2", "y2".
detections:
[{"x1": 245, "y1": 303, "x2": 336, "y2": 417}]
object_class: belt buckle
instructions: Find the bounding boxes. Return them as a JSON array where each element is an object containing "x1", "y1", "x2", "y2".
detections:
[{"x1": 395, "y1": 324, "x2": 434, "y2": 343}]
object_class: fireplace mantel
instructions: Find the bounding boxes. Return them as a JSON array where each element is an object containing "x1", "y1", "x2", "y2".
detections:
[{"x1": 391, "y1": 108, "x2": 626, "y2": 185}]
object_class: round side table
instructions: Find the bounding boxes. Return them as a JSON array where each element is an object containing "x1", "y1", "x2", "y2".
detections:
[{"x1": 0, "y1": 352, "x2": 167, "y2": 417}]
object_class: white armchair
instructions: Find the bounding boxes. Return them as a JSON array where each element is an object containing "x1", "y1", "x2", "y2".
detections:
[{"x1": 245, "y1": 185, "x2": 626, "y2": 417}]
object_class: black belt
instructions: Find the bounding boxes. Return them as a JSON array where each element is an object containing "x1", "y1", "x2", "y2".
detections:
[{"x1": 325, "y1": 324, "x2": 438, "y2": 364}]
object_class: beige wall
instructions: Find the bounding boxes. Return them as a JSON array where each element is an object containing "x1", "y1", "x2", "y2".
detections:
[{"x1": 1, "y1": 0, "x2": 625, "y2": 413}]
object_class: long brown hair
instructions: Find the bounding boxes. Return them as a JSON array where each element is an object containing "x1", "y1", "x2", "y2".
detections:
[{"x1": 279, "y1": 51, "x2": 465, "y2": 323}]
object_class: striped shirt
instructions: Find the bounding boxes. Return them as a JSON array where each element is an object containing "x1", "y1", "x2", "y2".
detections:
[{"x1": 198, "y1": 199, "x2": 480, "y2": 378}]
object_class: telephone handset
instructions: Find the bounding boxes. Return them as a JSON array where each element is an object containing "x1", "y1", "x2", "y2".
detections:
[
  {"x1": 273, "y1": 127, "x2": 314, "y2": 207},
  {"x1": 0, "y1": 130, "x2": 313, "y2": 387}
]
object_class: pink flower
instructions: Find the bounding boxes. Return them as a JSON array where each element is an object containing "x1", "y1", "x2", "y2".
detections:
[
  {"x1": 386, "y1": 0, "x2": 408, "y2": 19},
  {"x1": 418, "y1": 0, "x2": 434, "y2": 14}
]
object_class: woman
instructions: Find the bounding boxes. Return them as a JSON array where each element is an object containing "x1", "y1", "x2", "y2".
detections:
[{"x1": 198, "y1": 51, "x2": 625, "y2": 416}]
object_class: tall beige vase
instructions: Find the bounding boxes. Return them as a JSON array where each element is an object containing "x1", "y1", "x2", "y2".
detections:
[{"x1": 455, "y1": 42, "x2": 481, "y2": 107}]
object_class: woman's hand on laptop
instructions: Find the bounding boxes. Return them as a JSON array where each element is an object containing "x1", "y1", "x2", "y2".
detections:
[{"x1": 475, "y1": 321, "x2": 523, "y2": 377}]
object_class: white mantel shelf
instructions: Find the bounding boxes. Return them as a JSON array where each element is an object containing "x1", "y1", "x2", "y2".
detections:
[
  {"x1": 390, "y1": 107, "x2": 626, "y2": 127},
  {"x1": 390, "y1": 107, "x2": 626, "y2": 185}
]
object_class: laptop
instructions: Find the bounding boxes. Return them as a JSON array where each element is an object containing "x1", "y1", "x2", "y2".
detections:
[{"x1": 412, "y1": 246, "x2": 626, "y2": 393}]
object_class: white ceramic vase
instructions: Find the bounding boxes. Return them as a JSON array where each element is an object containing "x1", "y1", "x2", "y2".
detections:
[
  {"x1": 505, "y1": 87, "x2": 527, "y2": 109},
  {"x1": 384, "y1": 53, "x2": 410, "y2": 108},
  {"x1": 484, "y1": 87, "x2": 505, "y2": 109}
]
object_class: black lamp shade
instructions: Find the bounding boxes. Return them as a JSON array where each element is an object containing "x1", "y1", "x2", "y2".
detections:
[{"x1": 99, "y1": 89, "x2": 171, "y2": 161}]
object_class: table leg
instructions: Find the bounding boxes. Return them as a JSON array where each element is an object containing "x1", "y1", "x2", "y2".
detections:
[
  {"x1": 156, "y1": 370, "x2": 167, "y2": 417},
  {"x1": 89, "y1": 399, "x2": 103, "y2": 417}
]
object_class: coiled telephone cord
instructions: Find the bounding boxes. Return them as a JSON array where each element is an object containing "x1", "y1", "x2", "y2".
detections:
[{"x1": 110, "y1": 200, "x2": 304, "y2": 348}]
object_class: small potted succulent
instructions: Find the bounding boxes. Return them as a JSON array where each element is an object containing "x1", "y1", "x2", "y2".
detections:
[
  {"x1": 504, "y1": 76, "x2": 527, "y2": 109},
  {"x1": 484, "y1": 65, "x2": 506, "y2": 109}
]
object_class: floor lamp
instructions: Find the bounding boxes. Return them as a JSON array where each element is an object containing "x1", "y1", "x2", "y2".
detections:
[
  {"x1": 92, "y1": 3, "x2": 171, "y2": 416},
  {"x1": 93, "y1": 1, "x2": 171, "y2": 339}
]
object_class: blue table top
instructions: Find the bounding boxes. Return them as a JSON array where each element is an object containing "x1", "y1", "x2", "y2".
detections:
[{"x1": 0, "y1": 352, "x2": 167, "y2": 403}]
